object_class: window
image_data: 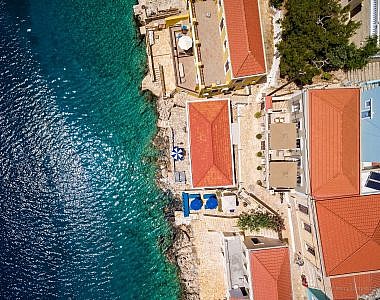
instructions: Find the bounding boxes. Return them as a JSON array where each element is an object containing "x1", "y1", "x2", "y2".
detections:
[
  {"x1": 361, "y1": 98, "x2": 372, "y2": 119},
  {"x1": 219, "y1": 18, "x2": 224, "y2": 31},
  {"x1": 223, "y1": 39, "x2": 228, "y2": 50},
  {"x1": 297, "y1": 158, "x2": 302, "y2": 168},
  {"x1": 224, "y1": 60, "x2": 230, "y2": 72},
  {"x1": 303, "y1": 222, "x2": 312, "y2": 233},
  {"x1": 297, "y1": 175, "x2": 302, "y2": 186},
  {"x1": 298, "y1": 203, "x2": 309, "y2": 215},
  {"x1": 292, "y1": 102, "x2": 300, "y2": 112},
  {"x1": 362, "y1": 110, "x2": 371, "y2": 119},
  {"x1": 305, "y1": 243, "x2": 316, "y2": 256},
  {"x1": 350, "y1": 4, "x2": 362, "y2": 18},
  {"x1": 296, "y1": 138, "x2": 301, "y2": 149},
  {"x1": 296, "y1": 120, "x2": 302, "y2": 129}
]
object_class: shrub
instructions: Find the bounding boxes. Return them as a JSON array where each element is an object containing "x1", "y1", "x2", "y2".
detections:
[
  {"x1": 254, "y1": 111, "x2": 262, "y2": 118},
  {"x1": 278, "y1": 0, "x2": 380, "y2": 85},
  {"x1": 256, "y1": 133, "x2": 263, "y2": 139},
  {"x1": 270, "y1": 0, "x2": 284, "y2": 9},
  {"x1": 256, "y1": 151, "x2": 263, "y2": 157},
  {"x1": 321, "y1": 72, "x2": 332, "y2": 81},
  {"x1": 257, "y1": 165, "x2": 262, "y2": 171},
  {"x1": 256, "y1": 180, "x2": 263, "y2": 186},
  {"x1": 238, "y1": 210, "x2": 285, "y2": 233}
]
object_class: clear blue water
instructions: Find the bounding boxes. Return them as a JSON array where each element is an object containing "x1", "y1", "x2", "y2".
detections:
[{"x1": 0, "y1": 1, "x2": 179, "y2": 299}]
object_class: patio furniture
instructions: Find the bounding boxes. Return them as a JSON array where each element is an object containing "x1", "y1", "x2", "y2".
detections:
[
  {"x1": 221, "y1": 194, "x2": 237, "y2": 213},
  {"x1": 182, "y1": 192, "x2": 190, "y2": 217},
  {"x1": 171, "y1": 146, "x2": 184, "y2": 161},
  {"x1": 178, "y1": 35, "x2": 193, "y2": 51},
  {"x1": 190, "y1": 198, "x2": 203, "y2": 210},
  {"x1": 205, "y1": 196, "x2": 218, "y2": 209},
  {"x1": 175, "y1": 171, "x2": 186, "y2": 183},
  {"x1": 203, "y1": 193, "x2": 216, "y2": 199},
  {"x1": 179, "y1": 63, "x2": 185, "y2": 80}
]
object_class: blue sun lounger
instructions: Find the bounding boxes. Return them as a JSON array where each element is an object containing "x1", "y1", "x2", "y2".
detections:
[{"x1": 182, "y1": 192, "x2": 190, "y2": 217}]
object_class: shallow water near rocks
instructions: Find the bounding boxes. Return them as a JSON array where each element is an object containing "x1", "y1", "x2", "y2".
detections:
[{"x1": 0, "y1": 0, "x2": 179, "y2": 299}]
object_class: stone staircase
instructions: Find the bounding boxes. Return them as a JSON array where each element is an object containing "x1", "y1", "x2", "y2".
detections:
[{"x1": 346, "y1": 60, "x2": 380, "y2": 84}]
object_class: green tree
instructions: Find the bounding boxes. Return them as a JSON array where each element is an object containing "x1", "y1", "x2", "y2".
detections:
[
  {"x1": 238, "y1": 210, "x2": 285, "y2": 233},
  {"x1": 278, "y1": 0, "x2": 379, "y2": 85}
]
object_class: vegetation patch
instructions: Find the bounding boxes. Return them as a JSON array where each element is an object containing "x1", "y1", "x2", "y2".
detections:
[
  {"x1": 238, "y1": 210, "x2": 285, "y2": 233},
  {"x1": 278, "y1": 0, "x2": 379, "y2": 85}
]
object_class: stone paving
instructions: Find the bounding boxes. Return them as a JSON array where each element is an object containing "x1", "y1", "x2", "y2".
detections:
[{"x1": 191, "y1": 219, "x2": 227, "y2": 300}]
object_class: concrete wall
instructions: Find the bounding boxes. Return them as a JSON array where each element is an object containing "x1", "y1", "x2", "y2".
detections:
[{"x1": 341, "y1": 0, "x2": 371, "y2": 47}]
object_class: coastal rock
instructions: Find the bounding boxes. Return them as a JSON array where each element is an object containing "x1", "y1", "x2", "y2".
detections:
[{"x1": 166, "y1": 225, "x2": 200, "y2": 300}]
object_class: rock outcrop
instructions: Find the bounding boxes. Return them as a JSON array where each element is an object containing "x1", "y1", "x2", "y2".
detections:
[{"x1": 166, "y1": 225, "x2": 200, "y2": 300}]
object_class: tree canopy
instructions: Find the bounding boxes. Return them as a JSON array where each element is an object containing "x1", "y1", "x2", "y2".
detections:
[{"x1": 278, "y1": 0, "x2": 379, "y2": 85}]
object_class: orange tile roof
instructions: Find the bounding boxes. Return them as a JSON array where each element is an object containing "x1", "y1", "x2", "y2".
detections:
[
  {"x1": 316, "y1": 195, "x2": 380, "y2": 276},
  {"x1": 223, "y1": 0, "x2": 266, "y2": 78},
  {"x1": 331, "y1": 272, "x2": 380, "y2": 299},
  {"x1": 188, "y1": 100, "x2": 234, "y2": 188},
  {"x1": 249, "y1": 247, "x2": 292, "y2": 300},
  {"x1": 309, "y1": 88, "x2": 360, "y2": 200}
]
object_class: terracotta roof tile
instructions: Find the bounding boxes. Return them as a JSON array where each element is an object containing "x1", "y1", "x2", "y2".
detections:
[
  {"x1": 331, "y1": 272, "x2": 380, "y2": 299},
  {"x1": 316, "y1": 195, "x2": 380, "y2": 276},
  {"x1": 250, "y1": 247, "x2": 292, "y2": 300},
  {"x1": 188, "y1": 100, "x2": 234, "y2": 188},
  {"x1": 309, "y1": 88, "x2": 360, "y2": 199},
  {"x1": 223, "y1": 0, "x2": 266, "y2": 77}
]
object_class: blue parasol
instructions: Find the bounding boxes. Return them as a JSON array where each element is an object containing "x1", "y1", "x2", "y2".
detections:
[
  {"x1": 171, "y1": 146, "x2": 184, "y2": 161},
  {"x1": 190, "y1": 197, "x2": 203, "y2": 210},
  {"x1": 205, "y1": 196, "x2": 218, "y2": 209}
]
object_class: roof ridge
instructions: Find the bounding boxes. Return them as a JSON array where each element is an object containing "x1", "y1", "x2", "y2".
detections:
[
  {"x1": 320, "y1": 201, "x2": 374, "y2": 240},
  {"x1": 194, "y1": 164, "x2": 212, "y2": 186},
  {"x1": 253, "y1": 254, "x2": 277, "y2": 281},
  {"x1": 210, "y1": 103, "x2": 232, "y2": 181},
  {"x1": 235, "y1": 53, "x2": 251, "y2": 77},
  {"x1": 240, "y1": 0, "x2": 251, "y2": 52},
  {"x1": 372, "y1": 219, "x2": 380, "y2": 245},
  {"x1": 329, "y1": 239, "x2": 375, "y2": 275}
]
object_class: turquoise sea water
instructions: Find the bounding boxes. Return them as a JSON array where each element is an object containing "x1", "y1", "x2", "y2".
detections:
[{"x1": 0, "y1": 0, "x2": 180, "y2": 299}]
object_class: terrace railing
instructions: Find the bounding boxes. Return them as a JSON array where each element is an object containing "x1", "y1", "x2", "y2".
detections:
[{"x1": 188, "y1": 0, "x2": 205, "y2": 88}]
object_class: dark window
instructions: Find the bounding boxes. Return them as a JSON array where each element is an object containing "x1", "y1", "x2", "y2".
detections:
[
  {"x1": 298, "y1": 204, "x2": 309, "y2": 215},
  {"x1": 224, "y1": 60, "x2": 229, "y2": 72},
  {"x1": 350, "y1": 4, "x2": 362, "y2": 18},
  {"x1": 252, "y1": 237, "x2": 261, "y2": 244},
  {"x1": 297, "y1": 159, "x2": 302, "y2": 167},
  {"x1": 306, "y1": 244, "x2": 316, "y2": 256},
  {"x1": 297, "y1": 175, "x2": 302, "y2": 185},
  {"x1": 304, "y1": 223, "x2": 312, "y2": 233},
  {"x1": 362, "y1": 110, "x2": 371, "y2": 119},
  {"x1": 296, "y1": 138, "x2": 301, "y2": 149},
  {"x1": 296, "y1": 120, "x2": 301, "y2": 129},
  {"x1": 220, "y1": 18, "x2": 224, "y2": 31}
]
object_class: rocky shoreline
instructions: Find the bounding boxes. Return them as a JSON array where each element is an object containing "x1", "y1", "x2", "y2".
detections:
[
  {"x1": 147, "y1": 84, "x2": 200, "y2": 300},
  {"x1": 133, "y1": 1, "x2": 200, "y2": 297}
]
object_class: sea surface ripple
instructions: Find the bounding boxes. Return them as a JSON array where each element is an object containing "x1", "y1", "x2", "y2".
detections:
[{"x1": 0, "y1": 1, "x2": 179, "y2": 299}]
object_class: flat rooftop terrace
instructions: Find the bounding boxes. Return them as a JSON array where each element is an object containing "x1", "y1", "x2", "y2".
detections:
[{"x1": 193, "y1": 0, "x2": 225, "y2": 86}]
